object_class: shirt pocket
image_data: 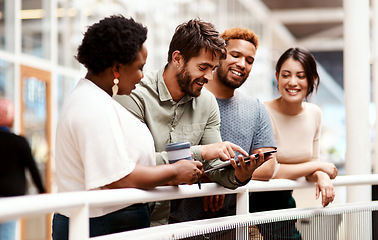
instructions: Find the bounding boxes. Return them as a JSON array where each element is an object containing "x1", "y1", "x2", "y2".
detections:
[{"x1": 180, "y1": 123, "x2": 206, "y2": 145}]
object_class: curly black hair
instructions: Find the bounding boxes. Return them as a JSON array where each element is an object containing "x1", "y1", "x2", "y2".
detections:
[{"x1": 76, "y1": 15, "x2": 147, "y2": 74}]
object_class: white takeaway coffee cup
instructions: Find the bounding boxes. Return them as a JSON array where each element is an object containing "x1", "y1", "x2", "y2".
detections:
[{"x1": 165, "y1": 141, "x2": 192, "y2": 164}]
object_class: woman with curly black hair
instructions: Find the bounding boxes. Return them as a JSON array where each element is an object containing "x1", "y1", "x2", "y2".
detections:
[{"x1": 52, "y1": 15, "x2": 203, "y2": 239}]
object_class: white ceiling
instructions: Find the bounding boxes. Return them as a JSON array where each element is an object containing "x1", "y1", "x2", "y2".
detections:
[{"x1": 261, "y1": 0, "x2": 344, "y2": 52}]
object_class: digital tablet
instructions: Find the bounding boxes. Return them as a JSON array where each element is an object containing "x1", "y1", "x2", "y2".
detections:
[{"x1": 204, "y1": 150, "x2": 277, "y2": 173}]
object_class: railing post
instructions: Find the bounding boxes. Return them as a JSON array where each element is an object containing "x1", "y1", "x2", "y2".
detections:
[
  {"x1": 69, "y1": 204, "x2": 89, "y2": 240},
  {"x1": 236, "y1": 189, "x2": 249, "y2": 240},
  {"x1": 236, "y1": 189, "x2": 249, "y2": 215}
]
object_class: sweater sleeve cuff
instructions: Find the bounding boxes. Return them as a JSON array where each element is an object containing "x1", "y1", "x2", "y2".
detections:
[
  {"x1": 235, "y1": 176, "x2": 252, "y2": 186},
  {"x1": 227, "y1": 170, "x2": 251, "y2": 187},
  {"x1": 191, "y1": 145, "x2": 204, "y2": 162}
]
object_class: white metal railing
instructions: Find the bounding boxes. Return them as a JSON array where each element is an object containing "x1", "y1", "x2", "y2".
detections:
[
  {"x1": 101, "y1": 201, "x2": 378, "y2": 240},
  {"x1": 1, "y1": 174, "x2": 378, "y2": 240}
]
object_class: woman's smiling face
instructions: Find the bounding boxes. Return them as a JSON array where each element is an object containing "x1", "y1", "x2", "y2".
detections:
[
  {"x1": 276, "y1": 57, "x2": 308, "y2": 103},
  {"x1": 117, "y1": 44, "x2": 147, "y2": 95}
]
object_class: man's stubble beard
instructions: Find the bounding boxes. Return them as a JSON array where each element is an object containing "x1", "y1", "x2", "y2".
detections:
[
  {"x1": 176, "y1": 66, "x2": 204, "y2": 97},
  {"x1": 215, "y1": 66, "x2": 247, "y2": 89}
]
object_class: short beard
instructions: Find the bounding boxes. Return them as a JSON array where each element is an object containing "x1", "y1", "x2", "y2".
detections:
[
  {"x1": 216, "y1": 67, "x2": 247, "y2": 89},
  {"x1": 176, "y1": 66, "x2": 202, "y2": 98}
]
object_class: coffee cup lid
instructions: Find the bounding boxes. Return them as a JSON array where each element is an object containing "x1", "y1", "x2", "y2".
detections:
[{"x1": 165, "y1": 141, "x2": 191, "y2": 151}]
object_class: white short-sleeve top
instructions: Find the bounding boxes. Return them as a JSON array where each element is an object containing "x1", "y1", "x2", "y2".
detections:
[{"x1": 55, "y1": 78, "x2": 155, "y2": 217}]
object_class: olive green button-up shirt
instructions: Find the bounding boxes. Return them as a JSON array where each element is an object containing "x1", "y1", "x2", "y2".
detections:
[
  {"x1": 117, "y1": 65, "x2": 220, "y2": 165},
  {"x1": 115, "y1": 66, "x2": 246, "y2": 224}
]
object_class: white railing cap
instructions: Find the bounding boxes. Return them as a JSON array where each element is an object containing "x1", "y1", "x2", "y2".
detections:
[{"x1": 1, "y1": 174, "x2": 378, "y2": 223}]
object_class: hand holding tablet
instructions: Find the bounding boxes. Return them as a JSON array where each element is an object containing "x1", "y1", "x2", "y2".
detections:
[{"x1": 204, "y1": 150, "x2": 277, "y2": 173}]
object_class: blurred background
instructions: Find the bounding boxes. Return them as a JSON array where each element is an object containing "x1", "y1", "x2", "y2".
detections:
[{"x1": 0, "y1": 0, "x2": 374, "y2": 239}]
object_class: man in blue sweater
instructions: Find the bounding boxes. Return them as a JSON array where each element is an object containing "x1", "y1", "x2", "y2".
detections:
[{"x1": 205, "y1": 27, "x2": 277, "y2": 220}]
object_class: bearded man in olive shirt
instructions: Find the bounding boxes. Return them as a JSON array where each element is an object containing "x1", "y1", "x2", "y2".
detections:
[{"x1": 115, "y1": 19, "x2": 268, "y2": 226}]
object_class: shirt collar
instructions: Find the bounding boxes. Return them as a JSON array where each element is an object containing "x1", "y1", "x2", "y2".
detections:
[{"x1": 157, "y1": 65, "x2": 194, "y2": 104}]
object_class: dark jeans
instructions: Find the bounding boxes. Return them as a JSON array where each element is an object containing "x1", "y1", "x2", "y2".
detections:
[
  {"x1": 250, "y1": 190, "x2": 302, "y2": 240},
  {"x1": 52, "y1": 203, "x2": 149, "y2": 240}
]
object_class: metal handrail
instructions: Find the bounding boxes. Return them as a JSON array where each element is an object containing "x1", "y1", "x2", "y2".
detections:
[{"x1": 1, "y1": 174, "x2": 378, "y2": 239}]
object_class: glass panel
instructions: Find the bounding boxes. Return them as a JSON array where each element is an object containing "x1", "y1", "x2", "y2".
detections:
[
  {"x1": 20, "y1": 65, "x2": 51, "y2": 240},
  {"x1": 22, "y1": 76, "x2": 48, "y2": 183},
  {"x1": 20, "y1": 65, "x2": 51, "y2": 191},
  {"x1": 0, "y1": 60, "x2": 15, "y2": 99},
  {"x1": 21, "y1": 0, "x2": 45, "y2": 58},
  {"x1": 57, "y1": 74, "x2": 78, "y2": 111},
  {"x1": 0, "y1": 59, "x2": 8, "y2": 96},
  {"x1": 56, "y1": 2, "x2": 81, "y2": 69},
  {"x1": 0, "y1": 0, "x2": 4, "y2": 51}
]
